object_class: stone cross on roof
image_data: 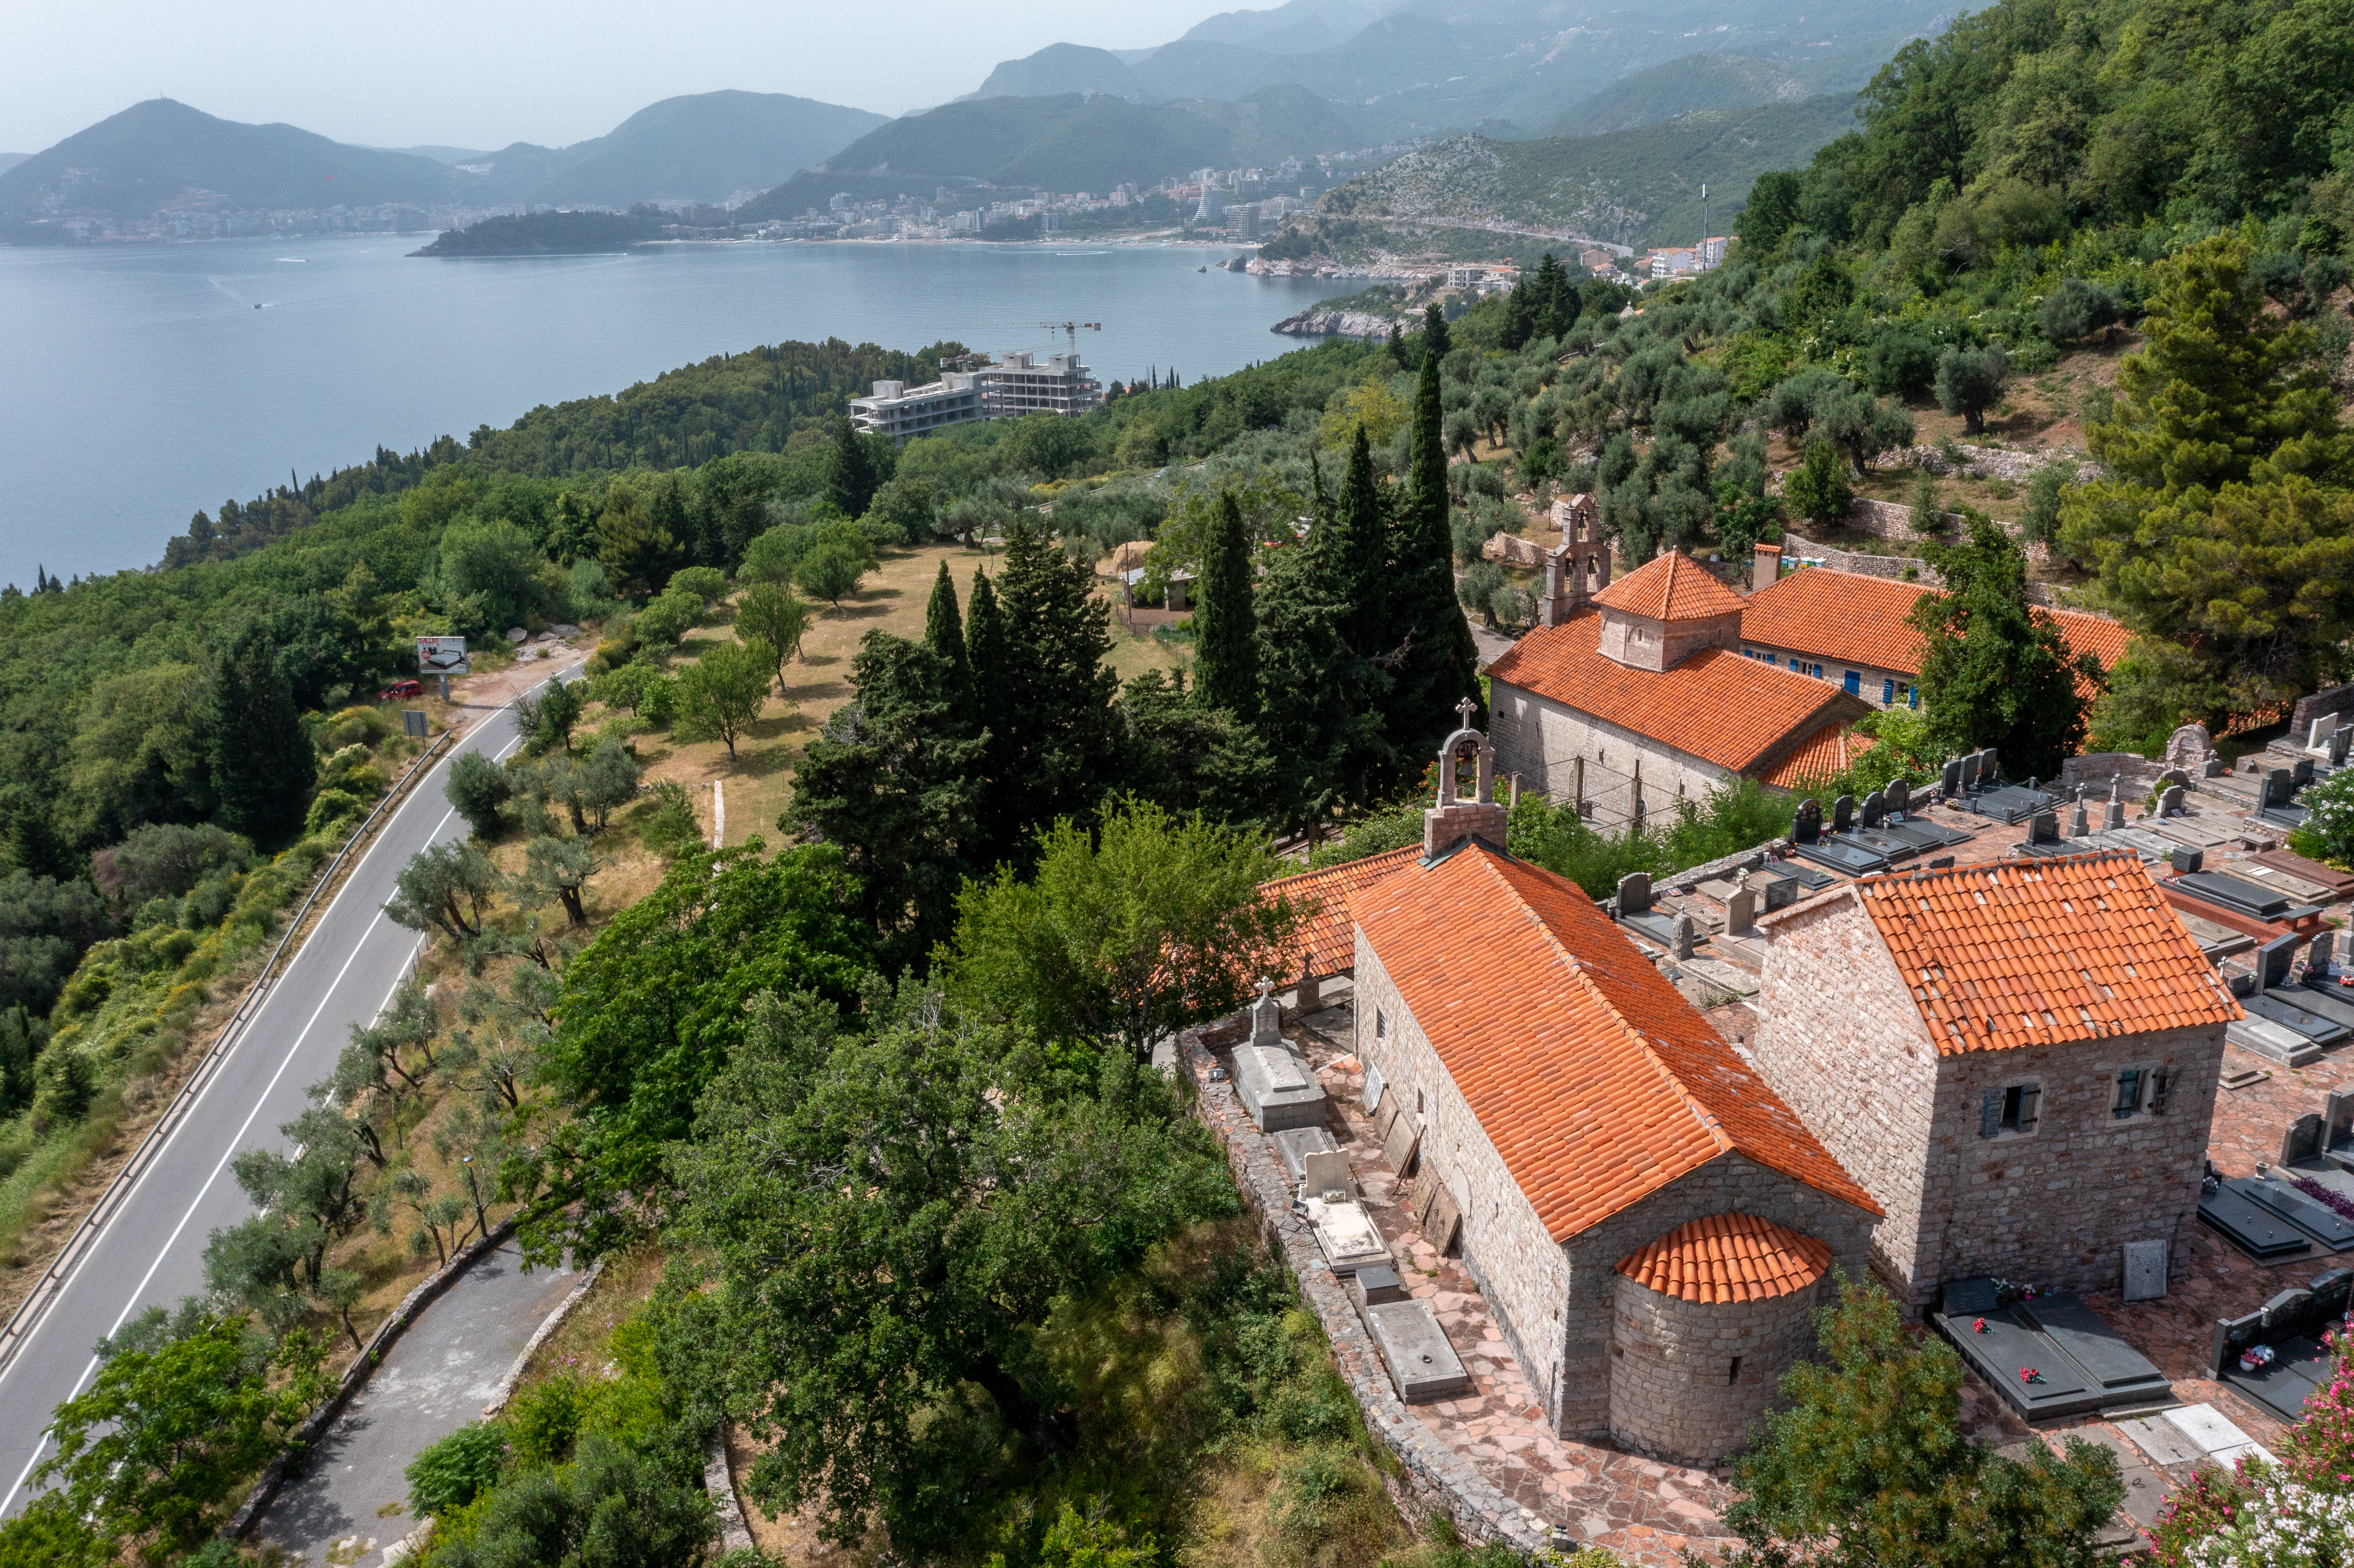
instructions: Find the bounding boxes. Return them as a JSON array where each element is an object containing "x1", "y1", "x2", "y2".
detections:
[{"x1": 1457, "y1": 696, "x2": 1479, "y2": 728}]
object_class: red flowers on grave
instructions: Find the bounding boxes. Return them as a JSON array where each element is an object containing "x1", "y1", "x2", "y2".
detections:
[
  {"x1": 2021, "y1": 1367, "x2": 2045, "y2": 1384},
  {"x1": 1973, "y1": 1317, "x2": 1987, "y2": 1333}
]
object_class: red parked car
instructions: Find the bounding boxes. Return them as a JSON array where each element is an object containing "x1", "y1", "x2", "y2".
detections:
[{"x1": 377, "y1": 679, "x2": 423, "y2": 700}]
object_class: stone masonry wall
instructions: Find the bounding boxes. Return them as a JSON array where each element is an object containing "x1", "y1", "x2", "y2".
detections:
[
  {"x1": 1556, "y1": 1156, "x2": 1876, "y2": 1440},
  {"x1": 1778, "y1": 533, "x2": 2062, "y2": 605},
  {"x1": 1174, "y1": 1024, "x2": 1548, "y2": 1555},
  {"x1": 1354, "y1": 938, "x2": 1573, "y2": 1429},
  {"x1": 1747, "y1": 887, "x2": 1945, "y2": 1305},
  {"x1": 1490, "y1": 680, "x2": 1736, "y2": 834},
  {"x1": 1753, "y1": 888, "x2": 2229, "y2": 1308},
  {"x1": 1609, "y1": 1273, "x2": 1825, "y2": 1466}
]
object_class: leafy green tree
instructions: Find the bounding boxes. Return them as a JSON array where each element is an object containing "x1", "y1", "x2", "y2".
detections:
[
  {"x1": 0, "y1": 872, "x2": 113, "y2": 1017},
  {"x1": 628, "y1": 587, "x2": 702, "y2": 649},
  {"x1": 1723, "y1": 1273, "x2": 2123, "y2": 1568},
  {"x1": 824, "y1": 413, "x2": 881, "y2": 520},
  {"x1": 206, "y1": 620, "x2": 315, "y2": 844},
  {"x1": 1737, "y1": 170, "x2": 1802, "y2": 253},
  {"x1": 666, "y1": 564, "x2": 726, "y2": 606},
  {"x1": 0, "y1": 1492, "x2": 107, "y2": 1567},
  {"x1": 439, "y1": 517, "x2": 547, "y2": 634},
  {"x1": 204, "y1": 1099, "x2": 377, "y2": 1332},
  {"x1": 330, "y1": 982, "x2": 446, "y2": 1161},
  {"x1": 662, "y1": 989, "x2": 1234, "y2": 1547},
  {"x1": 1934, "y1": 346, "x2": 2009, "y2": 435},
  {"x1": 591, "y1": 661, "x2": 676, "y2": 722},
  {"x1": 535, "y1": 738, "x2": 641, "y2": 836},
  {"x1": 1781, "y1": 441, "x2": 1854, "y2": 528},
  {"x1": 430, "y1": 1434, "x2": 713, "y2": 1568},
  {"x1": 735, "y1": 580, "x2": 811, "y2": 696},
  {"x1": 517, "y1": 834, "x2": 601, "y2": 927},
  {"x1": 863, "y1": 475, "x2": 939, "y2": 545},
  {"x1": 1193, "y1": 492, "x2": 1260, "y2": 724},
  {"x1": 1909, "y1": 514, "x2": 2101, "y2": 780},
  {"x1": 945, "y1": 797, "x2": 1301, "y2": 1062},
  {"x1": 1714, "y1": 481, "x2": 1783, "y2": 572},
  {"x1": 785, "y1": 632, "x2": 987, "y2": 973},
  {"x1": 35, "y1": 1315, "x2": 329, "y2": 1560},
  {"x1": 596, "y1": 485, "x2": 684, "y2": 600},
  {"x1": 518, "y1": 845, "x2": 869, "y2": 1264},
  {"x1": 673, "y1": 638, "x2": 774, "y2": 761},
  {"x1": 1114, "y1": 671, "x2": 1277, "y2": 827},
  {"x1": 446, "y1": 750, "x2": 512, "y2": 840},
  {"x1": 385, "y1": 840, "x2": 500, "y2": 944}
]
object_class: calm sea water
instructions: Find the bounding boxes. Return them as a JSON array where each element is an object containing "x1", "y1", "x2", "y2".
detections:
[{"x1": 0, "y1": 237, "x2": 1340, "y2": 585}]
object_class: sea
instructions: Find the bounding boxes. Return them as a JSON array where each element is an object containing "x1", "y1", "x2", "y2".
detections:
[{"x1": 0, "y1": 236, "x2": 1345, "y2": 585}]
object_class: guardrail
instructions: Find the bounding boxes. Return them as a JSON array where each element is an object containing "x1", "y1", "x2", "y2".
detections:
[{"x1": 0, "y1": 726, "x2": 455, "y2": 1381}]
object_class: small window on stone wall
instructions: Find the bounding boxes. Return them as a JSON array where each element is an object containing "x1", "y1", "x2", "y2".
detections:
[
  {"x1": 1728, "y1": 1355, "x2": 1742, "y2": 1384},
  {"x1": 1980, "y1": 1082, "x2": 2041, "y2": 1138},
  {"x1": 1376, "y1": 1009, "x2": 1386, "y2": 1038},
  {"x1": 2151, "y1": 1066, "x2": 2175, "y2": 1114},
  {"x1": 2113, "y1": 1067, "x2": 2145, "y2": 1119}
]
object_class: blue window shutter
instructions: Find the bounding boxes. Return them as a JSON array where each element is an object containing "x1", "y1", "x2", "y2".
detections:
[
  {"x1": 1883, "y1": 678, "x2": 1895, "y2": 703},
  {"x1": 1909, "y1": 686, "x2": 1920, "y2": 709},
  {"x1": 1981, "y1": 1089, "x2": 2002, "y2": 1138},
  {"x1": 1844, "y1": 670, "x2": 1861, "y2": 695}
]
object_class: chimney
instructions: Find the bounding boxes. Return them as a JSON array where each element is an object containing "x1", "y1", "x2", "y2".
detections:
[{"x1": 1753, "y1": 541, "x2": 1782, "y2": 588}]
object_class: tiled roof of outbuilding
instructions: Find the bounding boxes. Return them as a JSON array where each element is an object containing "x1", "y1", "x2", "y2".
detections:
[
  {"x1": 1742, "y1": 568, "x2": 2132, "y2": 694},
  {"x1": 1757, "y1": 722, "x2": 1877, "y2": 790},
  {"x1": 1616, "y1": 1213, "x2": 1833, "y2": 1304},
  {"x1": 1846, "y1": 850, "x2": 2240, "y2": 1054},
  {"x1": 1484, "y1": 610, "x2": 1873, "y2": 774},
  {"x1": 1591, "y1": 549, "x2": 1747, "y2": 621},
  {"x1": 1353, "y1": 843, "x2": 1879, "y2": 1243},
  {"x1": 1259, "y1": 845, "x2": 1422, "y2": 982}
]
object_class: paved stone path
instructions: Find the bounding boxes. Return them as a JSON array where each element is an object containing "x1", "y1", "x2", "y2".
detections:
[{"x1": 255, "y1": 1241, "x2": 578, "y2": 1567}]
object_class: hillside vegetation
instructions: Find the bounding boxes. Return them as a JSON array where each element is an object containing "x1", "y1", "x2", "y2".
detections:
[
  {"x1": 1321, "y1": 96, "x2": 1859, "y2": 249},
  {"x1": 410, "y1": 210, "x2": 660, "y2": 256},
  {"x1": 1540, "y1": 53, "x2": 1814, "y2": 139}
]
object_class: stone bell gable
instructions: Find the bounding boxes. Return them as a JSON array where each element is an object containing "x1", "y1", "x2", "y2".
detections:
[{"x1": 1749, "y1": 851, "x2": 2239, "y2": 1310}]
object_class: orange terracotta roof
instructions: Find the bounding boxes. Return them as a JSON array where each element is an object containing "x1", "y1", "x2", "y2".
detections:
[
  {"x1": 1616, "y1": 1213, "x2": 1833, "y2": 1304},
  {"x1": 1485, "y1": 610, "x2": 1874, "y2": 774},
  {"x1": 1741, "y1": 569, "x2": 2130, "y2": 692},
  {"x1": 1354, "y1": 843, "x2": 1879, "y2": 1243},
  {"x1": 1592, "y1": 550, "x2": 1747, "y2": 622},
  {"x1": 1851, "y1": 851, "x2": 2241, "y2": 1055},
  {"x1": 1758, "y1": 722, "x2": 1878, "y2": 790},
  {"x1": 1259, "y1": 845, "x2": 1422, "y2": 981}
]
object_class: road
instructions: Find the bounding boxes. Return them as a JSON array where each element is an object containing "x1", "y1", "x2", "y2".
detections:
[{"x1": 0, "y1": 658, "x2": 582, "y2": 1513}]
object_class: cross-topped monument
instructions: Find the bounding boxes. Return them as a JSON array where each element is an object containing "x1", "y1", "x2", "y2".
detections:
[{"x1": 1426, "y1": 698, "x2": 1507, "y2": 858}]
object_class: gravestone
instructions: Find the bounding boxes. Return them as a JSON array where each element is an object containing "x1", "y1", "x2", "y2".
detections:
[
  {"x1": 1958, "y1": 753, "x2": 1981, "y2": 793},
  {"x1": 2267, "y1": 768, "x2": 2295, "y2": 806},
  {"x1": 1793, "y1": 799, "x2": 1823, "y2": 845},
  {"x1": 2158, "y1": 784, "x2": 2186, "y2": 817},
  {"x1": 1361, "y1": 1063, "x2": 1385, "y2": 1113},
  {"x1": 2311, "y1": 717, "x2": 2336, "y2": 750},
  {"x1": 2028, "y1": 810, "x2": 2059, "y2": 845},
  {"x1": 1831, "y1": 794, "x2": 1856, "y2": 834},
  {"x1": 1672, "y1": 913, "x2": 1696, "y2": 959},
  {"x1": 1382, "y1": 1111, "x2": 1421, "y2": 1177},
  {"x1": 2069, "y1": 788, "x2": 2090, "y2": 838},
  {"x1": 2281, "y1": 1114, "x2": 2324, "y2": 1167},
  {"x1": 2166, "y1": 722, "x2": 2216, "y2": 772},
  {"x1": 1251, "y1": 977, "x2": 1283, "y2": 1047},
  {"x1": 2294, "y1": 758, "x2": 2315, "y2": 787},
  {"x1": 2170, "y1": 846, "x2": 2204, "y2": 875},
  {"x1": 1887, "y1": 778, "x2": 1912, "y2": 814},
  {"x1": 2260, "y1": 933, "x2": 2301, "y2": 990},
  {"x1": 1978, "y1": 746, "x2": 1999, "y2": 781},
  {"x1": 2157, "y1": 767, "x2": 2190, "y2": 790},
  {"x1": 2105, "y1": 778, "x2": 2127, "y2": 832},
  {"x1": 2326, "y1": 1092, "x2": 2354, "y2": 1158},
  {"x1": 2206, "y1": 757, "x2": 2229, "y2": 778},
  {"x1": 2332, "y1": 726, "x2": 2352, "y2": 766},
  {"x1": 1940, "y1": 759, "x2": 1964, "y2": 797},
  {"x1": 2123, "y1": 1241, "x2": 2170, "y2": 1303},
  {"x1": 1617, "y1": 871, "x2": 1653, "y2": 914},
  {"x1": 1861, "y1": 790, "x2": 1887, "y2": 830},
  {"x1": 1725, "y1": 887, "x2": 1758, "y2": 935},
  {"x1": 1301, "y1": 1149, "x2": 1353, "y2": 1201},
  {"x1": 2310, "y1": 930, "x2": 2337, "y2": 979},
  {"x1": 1273, "y1": 1126, "x2": 1339, "y2": 1182}
]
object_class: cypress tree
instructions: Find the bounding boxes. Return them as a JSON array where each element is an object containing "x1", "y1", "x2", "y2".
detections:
[
  {"x1": 924, "y1": 560, "x2": 972, "y2": 708},
  {"x1": 1422, "y1": 302, "x2": 1451, "y2": 364},
  {"x1": 991, "y1": 516, "x2": 1120, "y2": 855},
  {"x1": 1389, "y1": 343, "x2": 1486, "y2": 755},
  {"x1": 1329, "y1": 426, "x2": 1389, "y2": 657},
  {"x1": 1193, "y1": 491, "x2": 1259, "y2": 723},
  {"x1": 207, "y1": 620, "x2": 316, "y2": 844},
  {"x1": 824, "y1": 413, "x2": 879, "y2": 520},
  {"x1": 963, "y1": 569, "x2": 1013, "y2": 858}
]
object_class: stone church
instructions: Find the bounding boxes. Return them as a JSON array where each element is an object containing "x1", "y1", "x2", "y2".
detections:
[{"x1": 1329, "y1": 714, "x2": 1882, "y2": 1462}]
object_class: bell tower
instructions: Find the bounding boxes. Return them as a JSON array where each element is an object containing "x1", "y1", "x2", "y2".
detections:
[{"x1": 1424, "y1": 699, "x2": 1510, "y2": 859}]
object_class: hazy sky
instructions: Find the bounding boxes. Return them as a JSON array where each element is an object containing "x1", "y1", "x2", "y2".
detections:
[{"x1": 5, "y1": 0, "x2": 1238, "y2": 154}]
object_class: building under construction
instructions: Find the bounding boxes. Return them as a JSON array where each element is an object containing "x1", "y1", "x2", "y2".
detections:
[{"x1": 849, "y1": 350, "x2": 1102, "y2": 442}]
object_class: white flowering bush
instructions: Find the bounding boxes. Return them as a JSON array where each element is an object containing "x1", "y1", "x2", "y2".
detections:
[
  {"x1": 2289, "y1": 766, "x2": 2354, "y2": 868},
  {"x1": 2180, "y1": 1475, "x2": 2354, "y2": 1568}
]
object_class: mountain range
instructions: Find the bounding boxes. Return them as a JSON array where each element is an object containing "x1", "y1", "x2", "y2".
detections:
[
  {"x1": 961, "y1": 0, "x2": 1947, "y2": 143},
  {"x1": 0, "y1": 92, "x2": 887, "y2": 233}
]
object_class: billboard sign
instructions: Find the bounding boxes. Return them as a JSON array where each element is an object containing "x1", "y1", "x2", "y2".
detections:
[{"x1": 417, "y1": 636, "x2": 470, "y2": 676}]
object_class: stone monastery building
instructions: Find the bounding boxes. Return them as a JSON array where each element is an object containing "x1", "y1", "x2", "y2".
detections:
[
  {"x1": 1749, "y1": 852, "x2": 2236, "y2": 1310},
  {"x1": 1325, "y1": 718, "x2": 1883, "y2": 1459}
]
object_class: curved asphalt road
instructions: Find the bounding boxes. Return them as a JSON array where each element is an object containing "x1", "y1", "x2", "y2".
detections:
[{"x1": 0, "y1": 659, "x2": 582, "y2": 1514}]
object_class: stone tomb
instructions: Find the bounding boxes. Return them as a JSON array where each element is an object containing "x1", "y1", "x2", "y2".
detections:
[
  {"x1": 1931, "y1": 1279, "x2": 2170, "y2": 1419},
  {"x1": 1366, "y1": 1298, "x2": 1475, "y2": 1403},
  {"x1": 1303, "y1": 1195, "x2": 1394, "y2": 1276},
  {"x1": 1271, "y1": 1126, "x2": 1339, "y2": 1184},
  {"x1": 1232, "y1": 981, "x2": 1328, "y2": 1132}
]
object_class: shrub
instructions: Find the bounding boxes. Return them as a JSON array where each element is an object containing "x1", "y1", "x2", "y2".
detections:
[
  {"x1": 1863, "y1": 323, "x2": 1941, "y2": 398},
  {"x1": 2290, "y1": 766, "x2": 2354, "y2": 868},
  {"x1": 406, "y1": 1422, "x2": 508, "y2": 1516},
  {"x1": 666, "y1": 566, "x2": 727, "y2": 606},
  {"x1": 635, "y1": 780, "x2": 704, "y2": 856},
  {"x1": 2036, "y1": 278, "x2": 2121, "y2": 344},
  {"x1": 1781, "y1": 441, "x2": 1854, "y2": 527},
  {"x1": 631, "y1": 588, "x2": 702, "y2": 648},
  {"x1": 88, "y1": 823, "x2": 253, "y2": 914},
  {"x1": 445, "y1": 752, "x2": 511, "y2": 840}
]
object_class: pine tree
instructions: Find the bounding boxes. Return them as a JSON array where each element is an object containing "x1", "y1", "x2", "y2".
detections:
[
  {"x1": 1388, "y1": 344, "x2": 1484, "y2": 757},
  {"x1": 1500, "y1": 277, "x2": 1536, "y2": 351},
  {"x1": 962, "y1": 568, "x2": 1014, "y2": 859},
  {"x1": 824, "y1": 413, "x2": 879, "y2": 520},
  {"x1": 206, "y1": 620, "x2": 316, "y2": 844},
  {"x1": 1193, "y1": 492, "x2": 1259, "y2": 723},
  {"x1": 1910, "y1": 514, "x2": 2100, "y2": 780},
  {"x1": 1387, "y1": 321, "x2": 1406, "y2": 368},
  {"x1": 1422, "y1": 302, "x2": 1451, "y2": 363},
  {"x1": 990, "y1": 517, "x2": 1120, "y2": 859},
  {"x1": 924, "y1": 560, "x2": 972, "y2": 707}
]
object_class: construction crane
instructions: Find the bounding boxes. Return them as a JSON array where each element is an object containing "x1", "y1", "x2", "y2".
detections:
[{"x1": 1039, "y1": 320, "x2": 1102, "y2": 350}]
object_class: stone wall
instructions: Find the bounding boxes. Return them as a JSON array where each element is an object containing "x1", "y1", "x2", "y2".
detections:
[
  {"x1": 1490, "y1": 680, "x2": 1736, "y2": 831},
  {"x1": 1839, "y1": 499, "x2": 2052, "y2": 564},
  {"x1": 1778, "y1": 532, "x2": 2061, "y2": 605},
  {"x1": 2291, "y1": 680, "x2": 2354, "y2": 742},
  {"x1": 1174, "y1": 1025, "x2": 1549, "y2": 1554},
  {"x1": 1752, "y1": 887, "x2": 2228, "y2": 1308},
  {"x1": 1483, "y1": 531, "x2": 1548, "y2": 568},
  {"x1": 1353, "y1": 938, "x2": 1573, "y2": 1427},
  {"x1": 2059, "y1": 751, "x2": 2164, "y2": 796},
  {"x1": 1609, "y1": 1272, "x2": 1825, "y2": 1465}
]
